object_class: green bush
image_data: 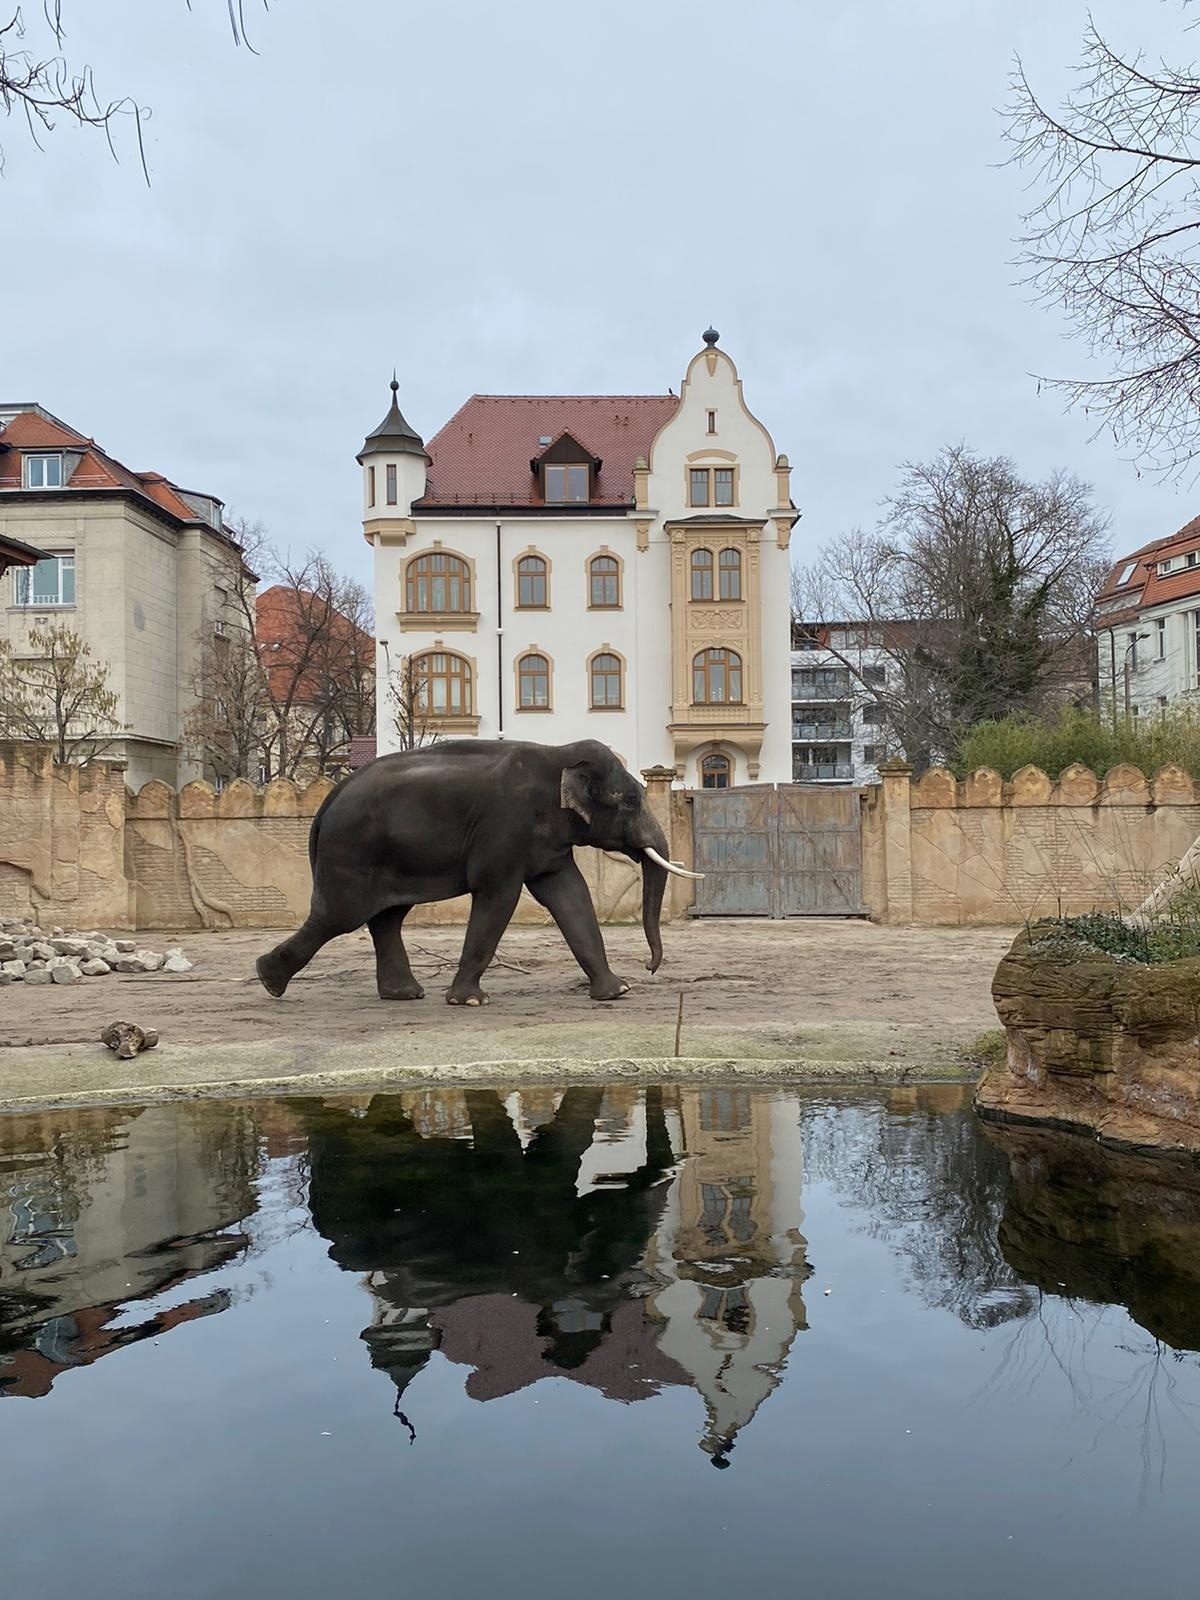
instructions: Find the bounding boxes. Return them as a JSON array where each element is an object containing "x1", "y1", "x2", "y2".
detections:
[
  {"x1": 1028, "y1": 899, "x2": 1200, "y2": 964},
  {"x1": 952, "y1": 705, "x2": 1200, "y2": 781}
]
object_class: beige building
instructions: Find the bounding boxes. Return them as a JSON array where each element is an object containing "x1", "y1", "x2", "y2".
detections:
[
  {"x1": 0, "y1": 403, "x2": 251, "y2": 787},
  {"x1": 366, "y1": 330, "x2": 798, "y2": 786}
]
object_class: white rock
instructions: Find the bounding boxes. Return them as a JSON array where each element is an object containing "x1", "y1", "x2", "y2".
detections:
[
  {"x1": 28, "y1": 942, "x2": 55, "y2": 961},
  {"x1": 161, "y1": 949, "x2": 193, "y2": 973},
  {"x1": 50, "y1": 938, "x2": 89, "y2": 956},
  {"x1": 50, "y1": 964, "x2": 81, "y2": 985},
  {"x1": 24, "y1": 969, "x2": 52, "y2": 985},
  {"x1": 2, "y1": 960, "x2": 26, "y2": 979},
  {"x1": 111, "y1": 957, "x2": 145, "y2": 974},
  {"x1": 114, "y1": 939, "x2": 137, "y2": 954},
  {"x1": 80, "y1": 958, "x2": 112, "y2": 977},
  {"x1": 134, "y1": 950, "x2": 165, "y2": 973}
]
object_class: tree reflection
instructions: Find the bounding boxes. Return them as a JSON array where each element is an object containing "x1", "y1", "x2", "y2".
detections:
[{"x1": 803, "y1": 1086, "x2": 1032, "y2": 1328}]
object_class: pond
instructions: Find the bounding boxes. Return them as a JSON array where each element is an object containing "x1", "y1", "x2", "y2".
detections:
[{"x1": 2, "y1": 1083, "x2": 1200, "y2": 1599}]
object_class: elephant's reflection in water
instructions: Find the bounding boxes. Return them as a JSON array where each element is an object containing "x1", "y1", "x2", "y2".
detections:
[{"x1": 301, "y1": 1085, "x2": 813, "y2": 1459}]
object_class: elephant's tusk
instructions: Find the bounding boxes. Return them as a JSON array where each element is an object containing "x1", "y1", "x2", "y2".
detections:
[{"x1": 644, "y1": 846, "x2": 705, "y2": 881}]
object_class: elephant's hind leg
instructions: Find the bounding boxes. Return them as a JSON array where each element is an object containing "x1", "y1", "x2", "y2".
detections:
[
  {"x1": 256, "y1": 913, "x2": 347, "y2": 997},
  {"x1": 369, "y1": 905, "x2": 425, "y2": 1000}
]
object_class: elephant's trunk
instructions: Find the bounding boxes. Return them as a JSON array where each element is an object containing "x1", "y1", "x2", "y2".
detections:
[{"x1": 634, "y1": 813, "x2": 671, "y2": 973}]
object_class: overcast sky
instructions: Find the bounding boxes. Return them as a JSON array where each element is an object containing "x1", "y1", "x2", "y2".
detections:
[{"x1": 2, "y1": 0, "x2": 1195, "y2": 589}]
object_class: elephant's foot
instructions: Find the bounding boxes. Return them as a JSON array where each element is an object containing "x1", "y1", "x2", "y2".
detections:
[
  {"x1": 589, "y1": 974, "x2": 631, "y2": 1002},
  {"x1": 447, "y1": 981, "x2": 489, "y2": 1007},
  {"x1": 255, "y1": 954, "x2": 290, "y2": 999},
  {"x1": 378, "y1": 979, "x2": 425, "y2": 1001}
]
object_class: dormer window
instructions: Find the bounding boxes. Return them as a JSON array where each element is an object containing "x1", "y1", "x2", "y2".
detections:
[
  {"x1": 25, "y1": 453, "x2": 63, "y2": 489},
  {"x1": 532, "y1": 431, "x2": 600, "y2": 504},
  {"x1": 545, "y1": 464, "x2": 589, "y2": 502}
]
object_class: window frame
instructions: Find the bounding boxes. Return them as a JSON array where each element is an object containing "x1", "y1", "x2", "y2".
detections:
[
  {"x1": 386, "y1": 463, "x2": 398, "y2": 505},
  {"x1": 368, "y1": 465, "x2": 376, "y2": 508},
  {"x1": 700, "y1": 751, "x2": 732, "y2": 789},
  {"x1": 405, "y1": 550, "x2": 472, "y2": 615},
  {"x1": 544, "y1": 462, "x2": 590, "y2": 503},
  {"x1": 12, "y1": 552, "x2": 75, "y2": 607},
  {"x1": 516, "y1": 650, "x2": 552, "y2": 711},
  {"x1": 717, "y1": 547, "x2": 742, "y2": 601},
  {"x1": 687, "y1": 464, "x2": 739, "y2": 508},
  {"x1": 587, "y1": 552, "x2": 622, "y2": 610},
  {"x1": 24, "y1": 453, "x2": 64, "y2": 490},
  {"x1": 692, "y1": 647, "x2": 744, "y2": 706},
  {"x1": 1157, "y1": 617, "x2": 1167, "y2": 659},
  {"x1": 690, "y1": 547, "x2": 714, "y2": 601},
  {"x1": 516, "y1": 552, "x2": 550, "y2": 609},
  {"x1": 413, "y1": 649, "x2": 473, "y2": 717},
  {"x1": 588, "y1": 649, "x2": 625, "y2": 711}
]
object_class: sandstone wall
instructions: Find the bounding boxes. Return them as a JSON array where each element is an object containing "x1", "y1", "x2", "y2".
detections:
[
  {"x1": 0, "y1": 746, "x2": 129, "y2": 927},
  {"x1": 864, "y1": 761, "x2": 1200, "y2": 926}
]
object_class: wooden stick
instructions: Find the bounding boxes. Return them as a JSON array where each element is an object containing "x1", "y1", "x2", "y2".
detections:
[{"x1": 674, "y1": 990, "x2": 684, "y2": 1058}]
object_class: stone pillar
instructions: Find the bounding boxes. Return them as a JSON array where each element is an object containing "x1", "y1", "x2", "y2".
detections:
[
  {"x1": 878, "y1": 759, "x2": 914, "y2": 925},
  {"x1": 641, "y1": 764, "x2": 690, "y2": 920}
]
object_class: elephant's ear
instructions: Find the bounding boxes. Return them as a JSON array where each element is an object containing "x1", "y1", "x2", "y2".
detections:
[{"x1": 561, "y1": 764, "x2": 593, "y2": 823}]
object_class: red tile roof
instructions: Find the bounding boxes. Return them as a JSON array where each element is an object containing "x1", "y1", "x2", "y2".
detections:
[
  {"x1": 1094, "y1": 515, "x2": 1200, "y2": 628},
  {"x1": 417, "y1": 394, "x2": 679, "y2": 508},
  {"x1": 0, "y1": 405, "x2": 223, "y2": 531},
  {"x1": 256, "y1": 584, "x2": 374, "y2": 705}
]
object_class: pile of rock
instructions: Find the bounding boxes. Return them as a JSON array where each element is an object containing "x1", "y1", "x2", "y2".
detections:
[{"x1": 0, "y1": 919, "x2": 193, "y2": 987}]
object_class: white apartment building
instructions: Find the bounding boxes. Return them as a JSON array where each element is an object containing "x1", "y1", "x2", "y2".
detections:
[
  {"x1": 0, "y1": 404, "x2": 250, "y2": 787},
  {"x1": 363, "y1": 331, "x2": 798, "y2": 786},
  {"x1": 791, "y1": 624, "x2": 893, "y2": 783},
  {"x1": 1094, "y1": 517, "x2": 1200, "y2": 721}
]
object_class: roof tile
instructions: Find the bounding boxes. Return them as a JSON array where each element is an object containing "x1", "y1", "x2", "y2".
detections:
[{"x1": 416, "y1": 394, "x2": 678, "y2": 508}]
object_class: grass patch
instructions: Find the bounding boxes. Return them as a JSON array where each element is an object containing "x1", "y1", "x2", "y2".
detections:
[{"x1": 969, "y1": 1029, "x2": 1007, "y2": 1070}]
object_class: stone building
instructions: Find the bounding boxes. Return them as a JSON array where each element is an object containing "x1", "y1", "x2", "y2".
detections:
[
  {"x1": 1094, "y1": 515, "x2": 1200, "y2": 722},
  {"x1": 0, "y1": 403, "x2": 252, "y2": 787},
  {"x1": 363, "y1": 331, "x2": 798, "y2": 786}
]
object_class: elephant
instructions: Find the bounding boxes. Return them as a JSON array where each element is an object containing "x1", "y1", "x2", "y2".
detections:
[{"x1": 255, "y1": 738, "x2": 701, "y2": 1007}]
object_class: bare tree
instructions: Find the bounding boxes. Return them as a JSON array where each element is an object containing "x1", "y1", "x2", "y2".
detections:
[
  {"x1": 1006, "y1": 6, "x2": 1200, "y2": 475},
  {"x1": 186, "y1": 521, "x2": 273, "y2": 783},
  {"x1": 384, "y1": 652, "x2": 436, "y2": 751},
  {"x1": 0, "y1": 625, "x2": 120, "y2": 763},
  {"x1": 795, "y1": 446, "x2": 1109, "y2": 764},
  {"x1": 0, "y1": 2, "x2": 269, "y2": 175},
  {"x1": 260, "y1": 551, "x2": 377, "y2": 781}
]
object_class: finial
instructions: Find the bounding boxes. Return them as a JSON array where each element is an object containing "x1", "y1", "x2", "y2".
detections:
[
  {"x1": 390, "y1": 371, "x2": 399, "y2": 396},
  {"x1": 702, "y1": 326, "x2": 719, "y2": 347}
]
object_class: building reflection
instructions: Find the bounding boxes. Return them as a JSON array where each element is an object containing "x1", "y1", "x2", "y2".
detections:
[
  {"x1": 984, "y1": 1122, "x2": 1200, "y2": 1352},
  {"x1": 302, "y1": 1084, "x2": 811, "y2": 1463},
  {"x1": 0, "y1": 1104, "x2": 258, "y2": 1397}
]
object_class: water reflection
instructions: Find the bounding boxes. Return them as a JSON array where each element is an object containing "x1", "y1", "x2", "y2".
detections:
[
  {"x1": 4, "y1": 1082, "x2": 1200, "y2": 1462},
  {"x1": 299, "y1": 1086, "x2": 811, "y2": 1464},
  {"x1": 0, "y1": 1104, "x2": 258, "y2": 1397},
  {"x1": 983, "y1": 1122, "x2": 1200, "y2": 1351}
]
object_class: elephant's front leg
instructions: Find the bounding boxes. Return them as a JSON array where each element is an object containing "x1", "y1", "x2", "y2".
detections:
[
  {"x1": 527, "y1": 861, "x2": 629, "y2": 1001},
  {"x1": 447, "y1": 877, "x2": 524, "y2": 1006}
]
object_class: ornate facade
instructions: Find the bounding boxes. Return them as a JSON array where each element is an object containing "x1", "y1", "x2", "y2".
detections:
[{"x1": 363, "y1": 332, "x2": 797, "y2": 785}]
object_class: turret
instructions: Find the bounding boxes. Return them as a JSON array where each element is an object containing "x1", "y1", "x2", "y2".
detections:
[{"x1": 358, "y1": 376, "x2": 428, "y2": 535}]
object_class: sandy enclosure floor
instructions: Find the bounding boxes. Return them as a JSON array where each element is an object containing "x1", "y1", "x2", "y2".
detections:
[{"x1": 0, "y1": 918, "x2": 1012, "y2": 1058}]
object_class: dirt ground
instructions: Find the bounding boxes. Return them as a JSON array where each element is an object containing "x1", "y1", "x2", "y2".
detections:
[{"x1": 0, "y1": 919, "x2": 1015, "y2": 1109}]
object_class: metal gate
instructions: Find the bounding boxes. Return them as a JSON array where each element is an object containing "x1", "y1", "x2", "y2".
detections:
[{"x1": 689, "y1": 785, "x2": 865, "y2": 917}]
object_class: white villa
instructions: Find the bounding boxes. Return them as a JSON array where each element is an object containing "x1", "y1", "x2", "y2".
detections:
[{"x1": 362, "y1": 331, "x2": 798, "y2": 786}]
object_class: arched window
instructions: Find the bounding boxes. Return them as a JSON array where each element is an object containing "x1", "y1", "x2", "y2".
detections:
[
  {"x1": 693, "y1": 648, "x2": 743, "y2": 705},
  {"x1": 517, "y1": 554, "x2": 548, "y2": 608},
  {"x1": 517, "y1": 652, "x2": 551, "y2": 709},
  {"x1": 589, "y1": 554, "x2": 621, "y2": 609},
  {"x1": 406, "y1": 551, "x2": 471, "y2": 614},
  {"x1": 701, "y1": 752, "x2": 732, "y2": 789},
  {"x1": 690, "y1": 548, "x2": 714, "y2": 601},
  {"x1": 589, "y1": 651, "x2": 624, "y2": 710},
  {"x1": 718, "y1": 548, "x2": 742, "y2": 601},
  {"x1": 413, "y1": 651, "x2": 472, "y2": 715}
]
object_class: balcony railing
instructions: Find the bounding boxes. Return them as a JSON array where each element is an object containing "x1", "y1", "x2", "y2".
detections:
[
  {"x1": 793, "y1": 763, "x2": 855, "y2": 782},
  {"x1": 792, "y1": 679, "x2": 852, "y2": 700},
  {"x1": 792, "y1": 722, "x2": 852, "y2": 741}
]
